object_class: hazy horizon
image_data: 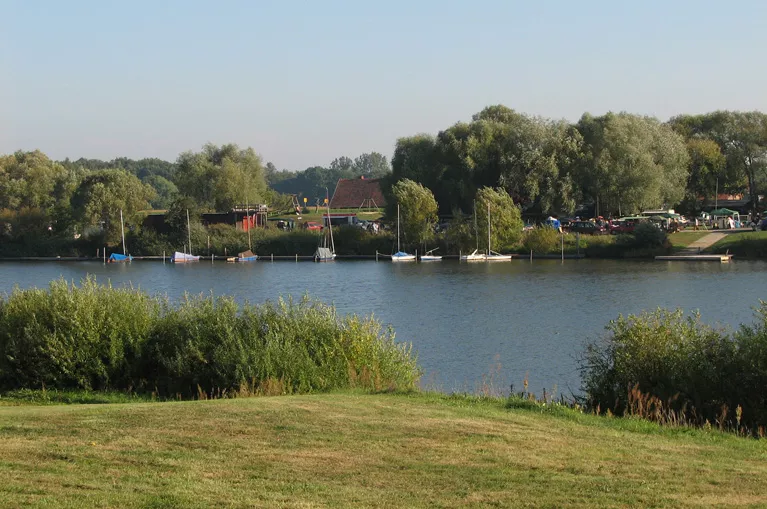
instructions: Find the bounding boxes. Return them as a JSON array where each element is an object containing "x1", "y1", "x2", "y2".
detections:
[{"x1": 3, "y1": 0, "x2": 766, "y2": 170}]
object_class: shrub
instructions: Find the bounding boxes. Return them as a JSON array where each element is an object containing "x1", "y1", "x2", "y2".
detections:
[
  {"x1": 0, "y1": 279, "x2": 421, "y2": 397},
  {"x1": 522, "y1": 227, "x2": 560, "y2": 254},
  {"x1": 633, "y1": 222, "x2": 666, "y2": 248},
  {"x1": 581, "y1": 305, "x2": 767, "y2": 431}
]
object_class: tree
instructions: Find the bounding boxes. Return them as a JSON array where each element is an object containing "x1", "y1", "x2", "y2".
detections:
[
  {"x1": 390, "y1": 179, "x2": 438, "y2": 248},
  {"x1": 143, "y1": 175, "x2": 178, "y2": 210},
  {"x1": 70, "y1": 170, "x2": 155, "y2": 243},
  {"x1": 474, "y1": 187, "x2": 523, "y2": 251},
  {"x1": 174, "y1": 143, "x2": 267, "y2": 211},
  {"x1": 682, "y1": 138, "x2": 726, "y2": 213},
  {"x1": 352, "y1": 152, "x2": 391, "y2": 178},
  {"x1": 329, "y1": 156, "x2": 355, "y2": 175},
  {"x1": 575, "y1": 113, "x2": 689, "y2": 216},
  {"x1": 0, "y1": 151, "x2": 75, "y2": 212}
]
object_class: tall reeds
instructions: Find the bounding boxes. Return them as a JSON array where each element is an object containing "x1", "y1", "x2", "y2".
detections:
[{"x1": 0, "y1": 277, "x2": 421, "y2": 397}]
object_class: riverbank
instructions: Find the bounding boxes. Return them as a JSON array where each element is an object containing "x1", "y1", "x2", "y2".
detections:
[{"x1": 1, "y1": 391, "x2": 765, "y2": 508}]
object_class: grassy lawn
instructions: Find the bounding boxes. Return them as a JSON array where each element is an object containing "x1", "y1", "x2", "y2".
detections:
[
  {"x1": 668, "y1": 231, "x2": 709, "y2": 248},
  {"x1": 2, "y1": 392, "x2": 766, "y2": 508},
  {"x1": 705, "y1": 230, "x2": 767, "y2": 257}
]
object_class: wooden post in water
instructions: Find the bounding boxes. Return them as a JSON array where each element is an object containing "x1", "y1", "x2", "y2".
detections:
[
  {"x1": 415, "y1": 249, "x2": 418, "y2": 262},
  {"x1": 561, "y1": 233, "x2": 564, "y2": 263},
  {"x1": 163, "y1": 251, "x2": 165, "y2": 264},
  {"x1": 211, "y1": 254, "x2": 214, "y2": 264},
  {"x1": 530, "y1": 249, "x2": 532, "y2": 263},
  {"x1": 376, "y1": 250, "x2": 378, "y2": 262},
  {"x1": 271, "y1": 253, "x2": 273, "y2": 262},
  {"x1": 295, "y1": 253, "x2": 298, "y2": 263},
  {"x1": 103, "y1": 247, "x2": 106, "y2": 264}
]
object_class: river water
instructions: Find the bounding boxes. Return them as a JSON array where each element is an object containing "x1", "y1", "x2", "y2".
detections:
[{"x1": 1, "y1": 259, "x2": 765, "y2": 395}]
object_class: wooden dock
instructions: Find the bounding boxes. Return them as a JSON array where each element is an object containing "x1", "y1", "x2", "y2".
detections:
[{"x1": 655, "y1": 254, "x2": 733, "y2": 262}]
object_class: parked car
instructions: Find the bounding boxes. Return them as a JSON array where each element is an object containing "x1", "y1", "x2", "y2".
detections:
[
  {"x1": 569, "y1": 221, "x2": 608, "y2": 235},
  {"x1": 302, "y1": 221, "x2": 323, "y2": 231},
  {"x1": 609, "y1": 220, "x2": 639, "y2": 234}
]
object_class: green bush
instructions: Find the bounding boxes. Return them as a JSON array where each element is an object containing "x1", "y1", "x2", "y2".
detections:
[
  {"x1": 581, "y1": 305, "x2": 767, "y2": 431},
  {"x1": 522, "y1": 227, "x2": 560, "y2": 254},
  {"x1": 0, "y1": 278, "x2": 421, "y2": 397},
  {"x1": 633, "y1": 222, "x2": 666, "y2": 248},
  {"x1": 0, "y1": 278, "x2": 157, "y2": 390}
]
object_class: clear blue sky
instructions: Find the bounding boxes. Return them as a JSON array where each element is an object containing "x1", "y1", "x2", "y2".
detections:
[{"x1": 2, "y1": 0, "x2": 766, "y2": 170}]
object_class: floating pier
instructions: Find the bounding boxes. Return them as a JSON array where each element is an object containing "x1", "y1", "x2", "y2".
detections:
[{"x1": 655, "y1": 254, "x2": 733, "y2": 262}]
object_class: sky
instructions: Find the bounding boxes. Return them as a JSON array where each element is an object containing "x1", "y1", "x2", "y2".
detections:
[{"x1": 2, "y1": 0, "x2": 766, "y2": 170}]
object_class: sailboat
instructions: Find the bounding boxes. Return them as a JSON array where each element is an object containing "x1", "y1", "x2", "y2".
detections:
[
  {"x1": 461, "y1": 201, "x2": 486, "y2": 261},
  {"x1": 391, "y1": 204, "x2": 416, "y2": 262},
  {"x1": 172, "y1": 209, "x2": 200, "y2": 263},
  {"x1": 109, "y1": 209, "x2": 133, "y2": 262},
  {"x1": 237, "y1": 200, "x2": 257, "y2": 262},
  {"x1": 315, "y1": 191, "x2": 336, "y2": 262},
  {"x1": 485, "y1": 202, "x2": 512, "y2": 261},
  {"x1": 420, "y1": 248, "x2": 442, "y2": 261}
]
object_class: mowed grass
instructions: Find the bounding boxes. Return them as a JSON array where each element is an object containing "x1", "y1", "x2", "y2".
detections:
[
  {"x1": 706, "y1": 230, "x2": 767, "y2": 255},
  {"x1": 668, "y1": 231, "x2": 709, "y2": 248},
  {"x1": 2, "y1": 393, "x2": 767, "y2": 508}
]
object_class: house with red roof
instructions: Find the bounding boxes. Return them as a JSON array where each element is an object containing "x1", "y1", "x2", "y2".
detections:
[{"x1": 329, "y1": 177, "x2": 386, "y2": 210}]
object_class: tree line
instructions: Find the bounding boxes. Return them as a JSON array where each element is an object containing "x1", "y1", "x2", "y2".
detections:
[{"x1": 390, "y1": 105, "x2": 767, "y2": 218}]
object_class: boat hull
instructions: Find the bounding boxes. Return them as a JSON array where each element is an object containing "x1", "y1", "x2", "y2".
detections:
[
  {"x1": 420, "y1": 255, "x2": 442, "y2": 261},
  {"x1": 171, "y1": 252, "x2": 200, "y2": 263},
  {"x1": 391, "y1": 252, "x2": 416, "y2": 262}
]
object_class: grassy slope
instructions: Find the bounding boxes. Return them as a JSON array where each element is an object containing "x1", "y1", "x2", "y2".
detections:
[
  {"x1": 706, "y1": 230, "x2": 767, "y2": 256},
  {"x1": 668, "y1": 231, "x2": 709, "y2": 248},
  {"x1": 2, "y1": 393, "x2": 766, "y2": 508}
]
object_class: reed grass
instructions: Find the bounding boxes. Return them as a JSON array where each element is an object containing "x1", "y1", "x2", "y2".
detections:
[{"x1": 0, "y1": 278, "x2": 421, "y2": 397}]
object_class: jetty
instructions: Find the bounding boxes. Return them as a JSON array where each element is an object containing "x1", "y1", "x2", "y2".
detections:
[{"x1": 655, "y1": 232, "x2": 732, "y2": 262}]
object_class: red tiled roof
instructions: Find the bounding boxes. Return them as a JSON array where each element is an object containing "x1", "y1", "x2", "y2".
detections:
[{"x1": 329, "y1": 178, "x2": 387, "y2": 209}]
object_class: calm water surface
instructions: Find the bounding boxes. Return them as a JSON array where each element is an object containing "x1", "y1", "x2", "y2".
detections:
[{"x1": 1, "y1": 259, "x2": 765, "y2": 395}]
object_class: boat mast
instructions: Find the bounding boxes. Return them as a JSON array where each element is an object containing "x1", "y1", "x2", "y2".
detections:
[
  {"x1": 474, "y1": 201, "x2": 478, "y2": 252},
  {"x1": 245, "y1": 198, "x2": 252, "y2": 251},
  {"x1": 120, "y1": 209, "x2": 126, "y2": 255},
  {"x1": 326, "y1": 188, "x2": 335, "y2": 254},
  {"x1": 487, "y1": 202, "x2": 491, "y2": 255},
  {"x1": 186, "y1": 208, "x2": 192, "y2": 255},
  {"x1": 397, "y1": 203, "x2": 401, "y2": 252}
]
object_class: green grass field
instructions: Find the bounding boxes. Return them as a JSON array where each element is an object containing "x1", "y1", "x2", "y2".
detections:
[
  {"x1": 668, "y1": 231, "x2": 709, "y2": 248},
  {"x1": 2, "y1": 392, "x2": 766, "y2": 508}
]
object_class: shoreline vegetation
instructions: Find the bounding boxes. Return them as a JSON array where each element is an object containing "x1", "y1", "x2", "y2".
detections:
[
  {"x1": 2, "y1": 279, "x2": 767, "y2": 432},
  {"x1": 3, "y1": 280, "x2": 767, "y2": 505},
  {"x1": 2, "y1": 227, "x2": 767, "y2": 260}
]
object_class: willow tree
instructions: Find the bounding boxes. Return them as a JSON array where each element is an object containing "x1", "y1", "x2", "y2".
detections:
[
  {"x1": 390, "y1": 178, "x2": 438, "y2": 249},
  {"x1": 474, "y1": 187, "x2": 523, "y2": 251},
  {"x1": 576, "y1": 113, "x2": 689, "y2": 216},
  {"x1": 174, "y1": 143, "x2": 267, "y2": 212}
]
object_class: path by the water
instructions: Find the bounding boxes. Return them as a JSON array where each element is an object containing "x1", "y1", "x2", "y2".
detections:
[{"x1": 679, "y1": 232, "x2": 727, "y2": 254}]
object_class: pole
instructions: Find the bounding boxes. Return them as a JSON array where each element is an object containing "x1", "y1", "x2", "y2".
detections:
[
  {"x1": 207, "y1": 235, "x2": 210, "y2": 255},
  {"x1": 487, "y1": 202, "x2": 491, "y2": 255},
  {"x1": 397, "y1": 203, "x2": 401, "y2": 253},
  {"x1": 326, "y1": 188, "x2": 334, "y2": 255},
  {"x1": 530, "y1": 249, "x2": 532, "y2": 263},
  {"x1": 576, "y1": 232, "x2": 580, "y2": 256},
  {"x1": 120, "y1": 209, "x2": 126, "y2": 255},
  {"x1": 715, "y1": 177, "x2": 719, "y2": 210},
  {"x1": 271, "y1": 253, "x2": 273, "y2": 262},
  {"x1": 246, "y1": 198, "x2": 252, "y2": 251},
  {"x1": 376, "y1": 250, "x2": 378, "y2": 262},
  {"x1": 561, "y1": 232, "x2": 564, "y2": 262},
  {"x1": 103, "y1": 247, "x2": 106, "y2": 264},
  {"x1": 186, "y1": 209, "x2": 192, "y2": 255},
  {"x1": 163, "y1": 250, "x2": 165, "y2": 264}
]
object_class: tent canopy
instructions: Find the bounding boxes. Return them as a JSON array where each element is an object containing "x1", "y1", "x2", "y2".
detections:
[{"x1": 709, "y1": 208, "x2": 739, "y2": 217}]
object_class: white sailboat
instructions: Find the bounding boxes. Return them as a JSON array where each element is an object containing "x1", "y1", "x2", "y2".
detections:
[
  {"x1": 172, "y1": 209, "x2": 200, "y2": 263},
  {"x1": 391, "y1": 204, "x2": 416, "y2": 262},
  {"x1": 461, "y1": 201, "x2": 486, "y2": 261},
  {"x1": 420, "y1": 248, "x2": 442, "y2": 261},
  {"x1": 485, "y1": 202, "x2": 512, "y2": 261},
  {"x1": 315, "y1": 190, "x2": 336, "y2": 262}
]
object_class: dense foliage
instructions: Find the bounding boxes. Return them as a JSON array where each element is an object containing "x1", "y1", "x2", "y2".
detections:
[
  {"x1": 0, "y1": 279, "x2": 421, "y2": 397},
  {"x1": 581, "y1": 304, "x2": 767, "y2": 431}
]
